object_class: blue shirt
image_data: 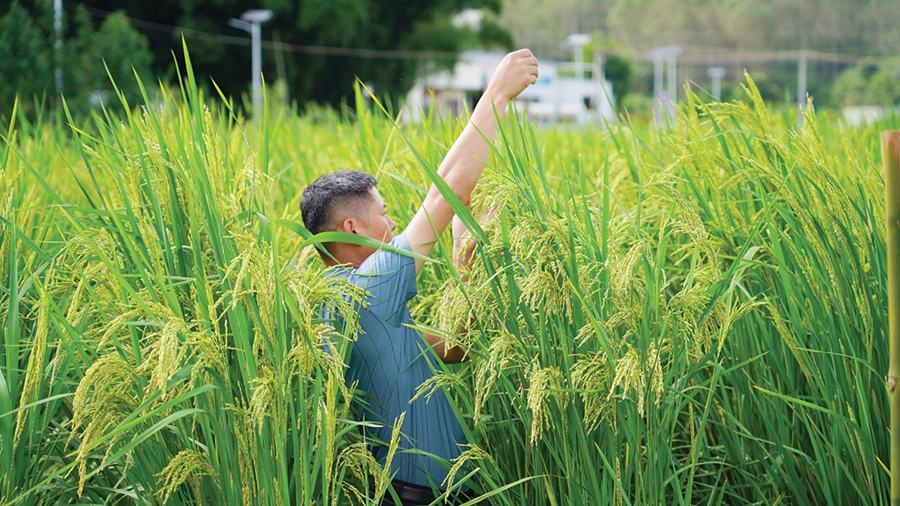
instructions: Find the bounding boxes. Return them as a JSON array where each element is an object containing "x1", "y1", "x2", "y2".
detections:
[{"x1": 329, "y1": 233, "x2": 466, "y2": 488}]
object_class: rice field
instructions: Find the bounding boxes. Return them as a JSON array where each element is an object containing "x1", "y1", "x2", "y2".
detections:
[{"x1": 1, "y1": 53, "x2": 898, "y2": 505}]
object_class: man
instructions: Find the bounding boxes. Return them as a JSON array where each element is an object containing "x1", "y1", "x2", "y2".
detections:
[{"x1": 300, "y1": 49, "x2": 538, "y2": 505}]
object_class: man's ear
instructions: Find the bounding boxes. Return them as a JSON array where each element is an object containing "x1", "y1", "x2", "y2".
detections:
[{"x1": 337, "y1": 217, "x2": 358, "y2": 234}]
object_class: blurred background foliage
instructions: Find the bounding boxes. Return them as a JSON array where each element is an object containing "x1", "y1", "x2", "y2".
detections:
[
  {"x1": 0, "y1": 0, "x2": 513, "y2": 121},
  {"x1": 501, "y1": 0, "x2": 900, "y2": 112},
  {"x1": 831, "y1": 62, "x2": 900, "y2": 107},
  {"x1": 0, "y1": 0, "x2": 899, "y2": 121},
  {"x1": 0, "y1": 2, "x2": 152, "y2": 118}
]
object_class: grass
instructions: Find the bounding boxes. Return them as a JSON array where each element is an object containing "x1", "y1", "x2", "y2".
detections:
[{"x1": 0, "y1": 52, "x2": 896, "y2": 505}]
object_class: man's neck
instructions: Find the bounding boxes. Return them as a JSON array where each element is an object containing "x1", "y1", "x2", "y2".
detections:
[{"x1": 322, "y1": 247, "x2": 366, "y2": 269}]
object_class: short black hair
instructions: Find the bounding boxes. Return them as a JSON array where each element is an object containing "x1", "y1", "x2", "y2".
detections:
[{"x1": 301, "y1": 170, "x2": 378, "y2": 234}]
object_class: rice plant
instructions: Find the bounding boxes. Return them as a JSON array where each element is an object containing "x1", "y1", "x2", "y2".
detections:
[{"x1": 1, "y1": 49, "x2": 895, "y2": 506}]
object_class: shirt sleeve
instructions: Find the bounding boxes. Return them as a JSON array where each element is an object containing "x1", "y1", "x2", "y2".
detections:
[{"x1": 353, "y1": 233, "x2": 418, "y2": 327}]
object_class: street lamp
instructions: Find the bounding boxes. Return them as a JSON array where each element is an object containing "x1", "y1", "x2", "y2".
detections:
[{"x1": 229, "y1": 9, "x2": 273, "y2": 117}]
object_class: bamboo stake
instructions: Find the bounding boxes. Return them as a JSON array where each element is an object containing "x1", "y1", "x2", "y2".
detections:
[{"x1": 885, "y1": 130, "x2": 900, "y2": 504}]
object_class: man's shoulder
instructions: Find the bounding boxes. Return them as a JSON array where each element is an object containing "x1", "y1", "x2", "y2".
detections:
[
  {"x1": 342, "y1": 233, "x2": 419, "y2": 318},
  {"x1": 355, "y1": 233, "x2": 413, "y2": 276}
]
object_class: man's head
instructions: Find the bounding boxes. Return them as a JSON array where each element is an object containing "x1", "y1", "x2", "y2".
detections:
[{"x1": 301, "y1": 170, "x2": 396, "y2": 265}]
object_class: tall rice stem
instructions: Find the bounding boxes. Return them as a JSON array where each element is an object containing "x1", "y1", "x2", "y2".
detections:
[{"x1": 885, "y1": 130, "x2": 900, "y2": 504}]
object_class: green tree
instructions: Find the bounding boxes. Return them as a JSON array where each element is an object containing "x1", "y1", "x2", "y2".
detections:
[
  {"x1": 832, "y1": 63, "x2": 900, "y2": 107},
  {"x1": 0, "y1": 1, "x2": 53, "y2": 119},
  {"x1": 61, "y1": 0, "x2": 510, "y2": 111},
  {"x1": 0, "y1": 2, "x2": 153, "y2": 120},
  {"x1": 580, "y1": 36, "x2": 633, "y2": 112},
  {"x1": 59, "y1": 7, "x2": 153, "y2": 113},
  {"x1": 603, "y1": 53, "x2": 631, "y2": 111},
  {"x1": 88, "y1": 10, "x2": 154, "y2": 107}
]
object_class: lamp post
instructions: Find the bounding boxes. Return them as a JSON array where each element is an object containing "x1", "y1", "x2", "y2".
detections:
[{"x1": 229, "y1": 9, "x2": 273, "y2": 117}]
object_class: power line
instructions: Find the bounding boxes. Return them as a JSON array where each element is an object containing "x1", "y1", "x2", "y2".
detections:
[
  {"x1": 64, "y1": 1, "x2": 459, "y2": 60},
  {"x1": 64, "y1": 1, "x2": 899, "y2": 69},
  {"x1": 622, "y1": 47, "x2": 897, "y2": 68}
]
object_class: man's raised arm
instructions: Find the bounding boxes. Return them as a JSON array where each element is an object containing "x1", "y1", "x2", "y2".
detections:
[{"x1": 404, "y1": 49, "x2": 539, "y2": 273}]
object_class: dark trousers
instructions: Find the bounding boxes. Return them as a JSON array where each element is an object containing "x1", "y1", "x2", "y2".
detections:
[{"x1": 379, "y1": 479, "x2": 480, "y2": 506}]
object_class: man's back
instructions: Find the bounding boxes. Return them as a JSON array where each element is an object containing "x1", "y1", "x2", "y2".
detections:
[
  {"x1": 331, "y1": 233, "x2": 466, "y2": 488},
  {"x1": 302, "y1": 49, "x2": 538, "y2": 497}
]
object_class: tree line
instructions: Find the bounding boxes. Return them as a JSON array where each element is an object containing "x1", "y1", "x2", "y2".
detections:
[
  {"x1": 0, "y1": 2, "x2": 152, "y2": 119},
  {"x1": 0, "y1": 0, "x2": 514, "y2": 122}
]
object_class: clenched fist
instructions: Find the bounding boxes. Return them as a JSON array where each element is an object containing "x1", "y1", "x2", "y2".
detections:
[{"x1": 484, "y1": 49, "x2": 539, "y2": 103}]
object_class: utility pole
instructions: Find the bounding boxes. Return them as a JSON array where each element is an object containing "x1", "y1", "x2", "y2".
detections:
[
  {"x1": 650, "y1": 46, "x2": 681, "y2": 125},
  {"x1": 797, "y1": 48, "x2": 808, "y2": 130},
  {"x1": 54, "y1": 0, "x2": 63, "y2": 101},
  {"x1": 593, "y1": 43, "x2": 605, "y2": 83},
  {"x1": 653, "y1": 51, "x2": 664, "y2": 123},
  {"x1": 667, "y1": 51, "x2": 678, "y2": 104},
  {"x1": 229, "y1": 9, "x2": 274, "y2": 118},
  {"x1": 708, "y1": 67, "x2": 726, "y2": 101},
  {"x1": 273, "y1": 29, "x2": 289, "y2": 109}
]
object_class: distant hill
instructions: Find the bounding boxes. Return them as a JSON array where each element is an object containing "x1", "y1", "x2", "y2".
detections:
[
  {"x1": 499, "y1": 0, "x2": 900, "y2": 106},
  {"x1": 501, "y1": 0, "x2": 899, "y2": 58}
]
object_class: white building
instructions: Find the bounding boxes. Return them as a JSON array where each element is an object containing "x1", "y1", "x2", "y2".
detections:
[{"x1": 403, "y1": 50, "x2": 616, "y2": 125}]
